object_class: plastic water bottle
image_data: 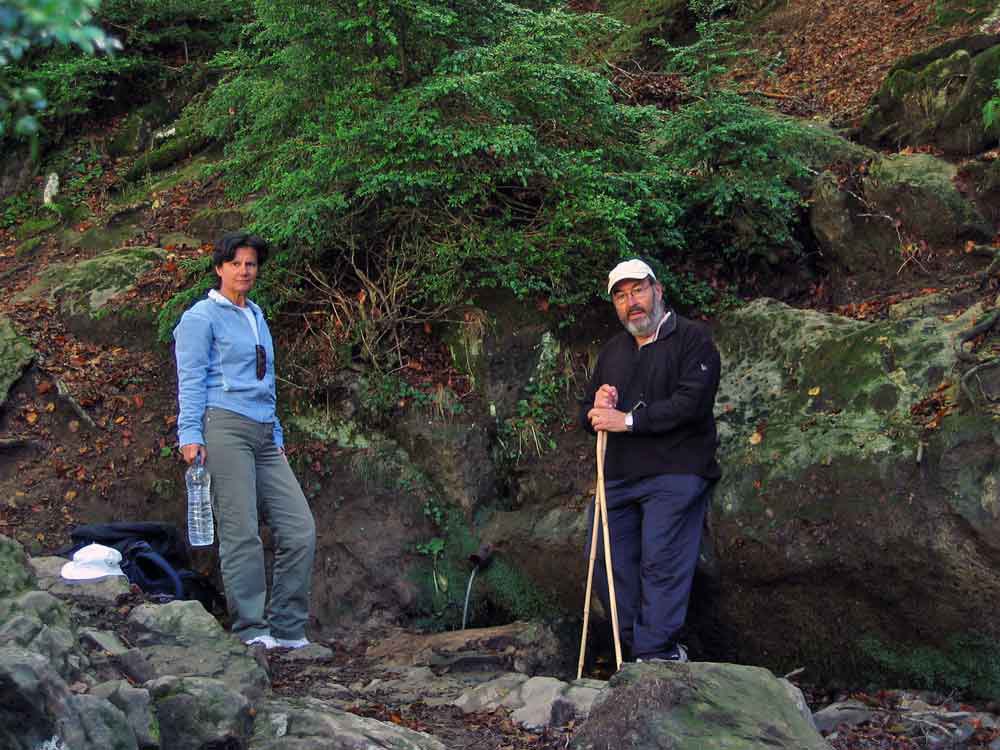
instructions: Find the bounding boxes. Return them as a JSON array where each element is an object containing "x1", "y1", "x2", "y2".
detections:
[{"x1": 186, "y1": 458, "x2": 214, "y2": 547}]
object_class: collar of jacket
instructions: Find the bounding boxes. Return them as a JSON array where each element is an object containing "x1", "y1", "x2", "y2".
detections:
[
  {"x1": 208, "y1": 288, "x2": 262, "y2": 316},
  {"x1": 635, "y1": 308, "x2": 676, "y2": 348}
]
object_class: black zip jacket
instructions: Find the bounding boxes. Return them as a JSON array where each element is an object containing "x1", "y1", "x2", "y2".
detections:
[{"x1": 579, "y1": 310, "x2": 722, "y2": 481}]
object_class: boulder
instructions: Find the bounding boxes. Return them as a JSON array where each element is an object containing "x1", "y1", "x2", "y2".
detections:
[
  {"x1": 809, "y1": 154, "x2": 991, "y2": 277},
  {"x1": 864, "y1": 154, "x2": 991, "y2": 245},
  {"x1": 0, "y1": 534, "x2": 36, "y2": 599},
  {"x1": 712, "y1": 298, "x2": 1000, "y2": 680},
  {"x1": 147, "y1": 676, "x2": 251, "y2": 750},
  {"x1": 456, "y1": 673, "x2": 606, "y2": 730},
  {"x1": 30, "y1": 555, "x2": 131, "y2": 605},
  {"x1": 0, "y1": 646, "x2": 135, "y2": 750},
  {"x1": 0, "y1": 591, "x2": 86, "y2": 681},
  {"x1": 15, "y1": 246, "x2": 165, "y2": 346},
  {"x1": 250, "y1": 696, "x2": 448, "y2": 749},
  {"x1": 860, "y1": 35, "x2": 1000, "y2": 155},
  {"x1": 0, "y1": 316, "x2": 33, "y2": 407},
  {"x1": 812, "y1": 699, "x2": 876, "y2": 734},
  {"x1": 90, "y1": 680, "x2": 160, "y2": 750},
  {"x1": 121, "y1": 601, "x2": 270, "y2": 699},
  {"x1": 572, "y1": 662, "x2": 830, "y2": 750}
]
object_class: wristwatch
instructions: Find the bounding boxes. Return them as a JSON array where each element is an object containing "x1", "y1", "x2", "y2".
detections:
[{"x1": 625, "y1": 411, "x2": 634, "y2": 431}]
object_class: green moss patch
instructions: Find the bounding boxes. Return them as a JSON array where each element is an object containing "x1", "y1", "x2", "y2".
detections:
[
  {"x1": 0, "y1": 316, "x2": 34, "y2": 407},
  {"x1": 14, "y1": 214, "x2": 59, "y2": 242}
]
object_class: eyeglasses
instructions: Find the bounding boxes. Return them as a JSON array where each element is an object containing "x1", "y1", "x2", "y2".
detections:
[
  {"x1": 612, "y1": 281, "x2": 652, "y2": 305},
  {"x1": 255, "y1": 345, "x2": 266, "y2": 380}
]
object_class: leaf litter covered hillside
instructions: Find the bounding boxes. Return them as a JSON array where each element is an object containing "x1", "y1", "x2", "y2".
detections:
[{"x1": 735, "y1": 0, "x2": 986, "y2": 118}]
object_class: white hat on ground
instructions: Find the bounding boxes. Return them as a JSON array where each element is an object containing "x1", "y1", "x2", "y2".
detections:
[
  {"x1": 607, "y1": 259, "x2": 656, "y2": 294},
  {"x1": 60, "y1": 543, "x2": 127, "y2": 581}
]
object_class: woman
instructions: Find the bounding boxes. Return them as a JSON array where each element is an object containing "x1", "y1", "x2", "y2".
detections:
[{"x1": 174, "y1": 231, "x2": 316, "y2": 650}]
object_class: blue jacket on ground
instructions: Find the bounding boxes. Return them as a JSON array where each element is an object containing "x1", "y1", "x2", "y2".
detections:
[{"x1": 173, "y1": 290, "x2": 282, "y2": 449}]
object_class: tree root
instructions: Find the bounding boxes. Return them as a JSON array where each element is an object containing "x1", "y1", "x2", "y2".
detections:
[
  {"x1": 55, "y1": 378, "x2": 98, "y2": 430},
  {"x1": 955, "y1": 310, "x2": 999, "y2": 363},
  {"x1": 961, "y1": 357, "x2": 1000, "y2": 409}
]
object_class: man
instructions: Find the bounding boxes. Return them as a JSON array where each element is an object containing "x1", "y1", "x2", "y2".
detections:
[{"x1": 581, "y1": 258, "x2": 721, "y2": 663}]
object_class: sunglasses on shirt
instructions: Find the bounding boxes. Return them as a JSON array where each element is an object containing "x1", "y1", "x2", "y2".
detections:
[{"x1": 255, "y1": 345, "x2": 266, "y2": 380}]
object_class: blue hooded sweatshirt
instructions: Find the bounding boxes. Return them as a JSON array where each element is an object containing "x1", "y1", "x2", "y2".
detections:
[{"x1": 173, "y1": 290, "x2": 283, "y2": 449}]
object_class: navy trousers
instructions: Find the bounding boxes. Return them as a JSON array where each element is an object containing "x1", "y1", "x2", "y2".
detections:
[{"x1": 589, "y1": 473, "x2": 710, "y2": 660}]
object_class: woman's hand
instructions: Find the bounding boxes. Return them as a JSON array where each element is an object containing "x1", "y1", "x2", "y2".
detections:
[{"x1": 181, "y1": 443, "x2": 206, "y2": 465}]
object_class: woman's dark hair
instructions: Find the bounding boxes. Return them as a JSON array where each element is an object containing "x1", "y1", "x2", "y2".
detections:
[{"x1": 213, "y1": 232, "x2": 270, "y2": 269}]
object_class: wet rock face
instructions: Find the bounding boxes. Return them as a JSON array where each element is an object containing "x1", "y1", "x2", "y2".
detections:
[
  {"x1": 713, "y1": 298, "x2": 1000, "y2": 678},
  {"x1": 859, "y1": 34, "x2": 1000, "y2": 156}
]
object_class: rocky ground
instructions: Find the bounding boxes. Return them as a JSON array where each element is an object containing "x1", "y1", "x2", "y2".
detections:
[{"x1": 8, "y1": 536, "x2": 1000, "y2": 749}]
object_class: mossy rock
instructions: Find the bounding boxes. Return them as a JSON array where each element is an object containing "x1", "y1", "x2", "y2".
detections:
[
  {"x1": 14, "y1": 214, "x2": 59, "y2": 242},
  {"x1": 574, "y1": 662, "x2": 828, "y2": 750},
  {"x1": 61, "y1": 222, "x2": 145, "y2": 255},
  {"x1": 0, "y1": 315, "x2": 33, "y2": 407},
  {"x1": 808, "y1": 171, "x2": 901, "y2": 274},
  {"x1": 863, "y1": 153, "x2": 992, "y2": 244},
  {"x1": 810, "y1": 153, "x2": 991, "y2": 275},
  {"x1": 186, "y1": 208, "x2": 248, "y2": 244},
  {"x1": 15, "y1": 236, "x2": 44, "y2": 257},
  {"x1": 787, "y1": 119, "x2": 876, "y2": 170},
  {"x1": 16, "y1": 246, "x2": 164, "y2": 346},
  {"x1": 860, "y1": 35, "x2": 1000, "y2": 155},
  {"x1": 0, "y1": 535, "x2": 36, "y2": 601},
  {"x1": 108, "y1": 111, "x2": 153, "y2": 158},
  {"x1": 123, "y1": 129, "x2": 212, "y2": 182},
  {"x1": 712, "y1": 299, "x2": 1000, "y2": 681}
]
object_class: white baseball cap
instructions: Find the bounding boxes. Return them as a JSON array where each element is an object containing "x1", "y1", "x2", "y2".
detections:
[
  {"x1": 60, "y1": 543, "x2": 127, "y2": 581},
  {"x1": 607, "y1": 259, "x2": 656, "y2": 294}
]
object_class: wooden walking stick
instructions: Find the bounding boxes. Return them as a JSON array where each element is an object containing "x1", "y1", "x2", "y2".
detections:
[{"x1": 577, "y1": 430, "x2": 624, "y2": 678}]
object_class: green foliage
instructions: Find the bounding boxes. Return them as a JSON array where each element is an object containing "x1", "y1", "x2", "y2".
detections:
[
  {"x1": 98, "y1": 0, "x2": 249, "y2": 54},
  {"x1": 2, "y1": 0, "x2": 248, "y2": 152},
  {"x1": 688, "y1": 0, "x2": 757, "y2": 22},
  {"x1": 653, "y1": 18, "x2": 746, "y2": 95},
  {"x1": 496, "y1": 332, "x2": 575, "y2": 466},
  {"x1": 155, "y1": 255, "x2": 212, "y2": 340},
  {"x1": 860, "y1": 633, "x2": 1000, "y2": 698},
  {"x1": 933, "y1": 0, "x2": 994, "y2": 27},
  {"x1": 653, "y1": 91, "x2": 808, "y2": 263},
  {"x1": 983, "y1": 79, "x2": 1000, "y2": 133},
  {"x1": 357, "y1": 372, "x2": 433, "y2": 426},
  {"x1": 0, "y1": 191, "x2": 33, "y2": 229},
  {"x1": 199, "y1": 0, "x2": 689, "y2": 317},
  {"x1": 0, "y1": 0, "x2": 120, "y2": 141}
]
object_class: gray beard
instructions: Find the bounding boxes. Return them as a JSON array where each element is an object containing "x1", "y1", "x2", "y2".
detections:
[{"x1": 624, "y1": 300, "x2": 665, "y2": 339}]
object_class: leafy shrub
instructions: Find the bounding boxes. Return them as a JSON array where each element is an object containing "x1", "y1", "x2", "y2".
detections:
[
  {"x1": 2, "y1": 0, "x2": 249, "y2": 152},
  {"x1": 0, "y1": 0, "x2": 120, "y2": 142},
  {"x1": 198, "y1": 1, "x2": 689, "y2": 317},
  {"x1": 653, "y1": 91, "x2": 808, "y2": 264}
]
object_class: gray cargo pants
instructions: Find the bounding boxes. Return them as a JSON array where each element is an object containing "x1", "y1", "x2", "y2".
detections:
[{"x1": 204, "y1": 407, "x2": 316, "y2": 641}]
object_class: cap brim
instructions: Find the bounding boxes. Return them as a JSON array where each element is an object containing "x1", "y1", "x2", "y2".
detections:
[{"x1": 60, "y1": 561, "x2": 126, "y2": 581}]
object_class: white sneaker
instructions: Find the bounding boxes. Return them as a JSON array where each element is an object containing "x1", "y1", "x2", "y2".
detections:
[
  {"x1": 244, "y1": 634, "x2": 278, "y2": 649},
  {"x1": 274, "y1": 637, "x2": 310, "y2": 649}
]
